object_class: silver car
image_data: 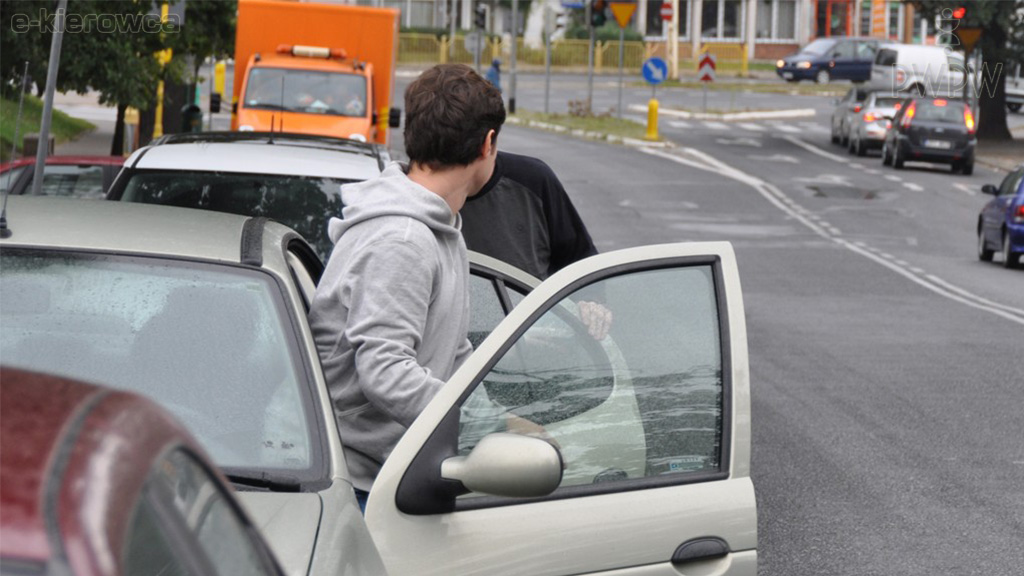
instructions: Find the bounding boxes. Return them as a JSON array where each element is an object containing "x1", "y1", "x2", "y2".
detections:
[
  {"x1": 830, "y1": 86, "x2": 869, "y2": 147},
  {"x1": 1, "y1": 198, "x2": 758, "y2": 575},
  {"x1": 847, "y1": 93, "x2": 908, "y2": 156}
]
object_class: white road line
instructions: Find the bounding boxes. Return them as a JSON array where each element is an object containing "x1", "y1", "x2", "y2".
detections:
[
  {"x1": 668, "y1": 120, "x2": 692, "y2": 129},
  {"x1": 638, "y1": 146, "x2": 1024, "y2": 326},
  {"x1": 703, "y1": 121, "x2": 730, "y2": 130},
  {"x1": 865, "y1": 169, "x2": 881, "y2": 175},
  {"x1": 773, "y1": 124, "x2": 802, "y2": 134},
  {"x1": 781, "y1": 135, "x2": 850, "y2": 163},
  {"x1": 885, "y1": 174, "x2": 902, "y2": 182},
  {"x1": 737, "y1": 123, "x2": 765, "y2": 132},
  {"x1": 953, "y1": 183, "x2": 977, "y2": 196},
  {"x1": 799, "y1": 121, "x2": 828, "y2": 132},
  {"x1": 903, "y1": 182, "x2": 924, "y2": 191}
]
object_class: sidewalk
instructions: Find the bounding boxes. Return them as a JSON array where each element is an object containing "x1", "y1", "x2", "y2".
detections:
[
  {"x1": 974, "y1": 124, "x2": 1024, "y2": 173},
  {"x1": 52, "y1": 91, "x2": 116, "y2": 156}
]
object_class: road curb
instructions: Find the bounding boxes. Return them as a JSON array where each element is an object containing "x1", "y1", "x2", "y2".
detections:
[
  {"x1": 628, "y1": 104, "x2": 816, "y2": 121},
  {"x1": 506, "y1": 116, "x2": 673, "y2": 149}
]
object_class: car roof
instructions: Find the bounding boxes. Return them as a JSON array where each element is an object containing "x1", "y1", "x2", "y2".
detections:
[
  {"x1": 126, "y1": 133, "x2": 383, "y2": 180},
  {"x1": 0, "y1": 196, "x2": 292, "y2": 264},
  {"x1": 0, "y1": 369, "x2": 212, "y2": 569}
]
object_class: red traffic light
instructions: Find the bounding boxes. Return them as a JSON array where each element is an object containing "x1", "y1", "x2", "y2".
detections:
[{"x1": 952, "y1": 7, "x2": 966, "y2": 19}]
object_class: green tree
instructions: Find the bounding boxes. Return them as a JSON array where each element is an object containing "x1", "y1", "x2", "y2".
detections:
[
  {"x1": 1, "y1": 0, "x2": 53, "y2": 97},
  {"x1": 912, "y1": 0, "x2": 1024, "y2": 141},
  {"x1": 170, "y1": 0, "x2": 236, "y2": 85}
]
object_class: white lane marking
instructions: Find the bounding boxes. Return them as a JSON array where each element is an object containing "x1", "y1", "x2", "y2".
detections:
[
  {"x1": 782, "y1": 135, "x2": 849, "y2": 162},
  {"x1": 865, "y1": 169, "x2": 881, "y2": 175},
  {"x1": 748, "y1": 154, "x2": 800, "y2": 163},
  {"x1": 716, "y1": 137, "x2": 762, "y2": 147},
  {"x1": 703, "y1": 121, "x2": 730, "y2": 130},
  {"x1": 904, "y1": 182, "x2": 924, "y2": 191},
  {"x1": 738, "y1": 123, "x2": 766, "y2": 132},
  {"x1": 885, "y1": 174, "x2": 902, "y2": 182},
  {"x1": 849, "y1": 163, "x2": 865, "y2": 170},
  {"x1": 669, "y1": 120, "x2": 692, "y2": 129},
  {"x1": 798, "y1": 121, "x2": 829, "y2": 132},
  {"x1": 639, "y1": 146, "x2": 1024, "y2": 326},
  {"x1": 773, "y1": 124, "x2": 802, "y2": 134},
  {"x1": 953, "y1": 183, "x2": 977, "y2": 196}
]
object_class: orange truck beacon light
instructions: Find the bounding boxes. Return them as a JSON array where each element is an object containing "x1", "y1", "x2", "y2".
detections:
[{"x1": 232, "y1": 0, "x2": 401, "y2": 146}]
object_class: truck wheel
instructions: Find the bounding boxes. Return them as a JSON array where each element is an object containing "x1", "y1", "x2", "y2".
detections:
[{"x1": 816, "y1": 69, "x2": 830, "y2": 84}]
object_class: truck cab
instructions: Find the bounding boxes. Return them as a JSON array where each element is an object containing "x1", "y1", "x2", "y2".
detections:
[{"x1": 236, "y1": 45, "x2": 382, "y2": 142}]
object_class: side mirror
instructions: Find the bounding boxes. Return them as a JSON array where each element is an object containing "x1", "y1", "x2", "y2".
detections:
[
  {"x1": 388, "y1": 107, "x2": 402, "y2": 128},
  {"x1": 981, "y1": 184, "x2": 999, "y2": 196},
  {"x1": 441, "y1": 433, "x2": 563, "y2": 498}
]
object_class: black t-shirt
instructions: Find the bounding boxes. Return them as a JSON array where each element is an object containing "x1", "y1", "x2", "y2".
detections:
[{"x1": 460, "y1": 151, "x2": 597, "y2": 280}]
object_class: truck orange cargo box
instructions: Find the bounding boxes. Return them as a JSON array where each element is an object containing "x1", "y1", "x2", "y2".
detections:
[{"x1": 232, "y1": 0, "x2": 400, "y2": 146}]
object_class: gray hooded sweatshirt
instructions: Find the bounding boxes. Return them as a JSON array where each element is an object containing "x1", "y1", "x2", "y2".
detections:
[{"x1": 308, "y1": 162, "x2": 473, "y2": 492}]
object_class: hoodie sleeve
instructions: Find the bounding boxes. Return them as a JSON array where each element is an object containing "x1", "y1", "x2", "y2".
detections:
[{"x1": 342, "y1": 239, "x2": 445, "y2": 427}]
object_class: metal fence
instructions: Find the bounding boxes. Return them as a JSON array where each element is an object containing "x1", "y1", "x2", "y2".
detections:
[{"x1": 398, "y1": 33, "x2": 748, "y2": 75}]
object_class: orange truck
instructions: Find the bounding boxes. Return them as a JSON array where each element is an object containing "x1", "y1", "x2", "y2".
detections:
[{"x1": 232, "y1": 0, "x2": 400, "y2": 145}]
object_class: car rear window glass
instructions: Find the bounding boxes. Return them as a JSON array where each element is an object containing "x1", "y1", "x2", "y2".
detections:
[
  {"x1": 120, "y1": 171, "x2": 352, "y2": 260},
  {"x1": 875, "y1": 48, "x2": 897, "y2": 66},
  {"x1": 0, "y1": 250, "x2": 322, "y2": 479},
  {"x1": 875, "y1": 97, "x2": 904, "y2": 108},
  {"x1": 915, "y1": 101, "x2": 966, "y2": 123},
  {"x1": 0, "y1": 165, "x2": 28, "y2": 194},
  {"x1": 32, "y1": 165, "x2": 107, "y2": 199}
]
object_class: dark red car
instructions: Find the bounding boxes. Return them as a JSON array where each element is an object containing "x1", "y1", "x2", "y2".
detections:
[
  {"x1": 0, "y1": 156, "x2": 123, "y2": 198},
  {"x1": 0, "y1": 368, "x2": 284, "y2": 576}
]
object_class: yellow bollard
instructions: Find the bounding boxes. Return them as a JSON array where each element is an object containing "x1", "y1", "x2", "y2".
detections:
[
  {"x1": 646, "y1": 98, "x2": 659, "y2": 141},
  {"x1": 214, "y1": 61, "x2": 226, "y2": 96}
]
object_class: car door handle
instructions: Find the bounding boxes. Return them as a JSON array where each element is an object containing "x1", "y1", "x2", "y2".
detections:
[{"x1": 672, "y1": 537, "x2": 730, "y2": 564}]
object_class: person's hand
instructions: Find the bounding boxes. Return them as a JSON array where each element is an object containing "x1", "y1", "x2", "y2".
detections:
[
  {"x1": 507, "y1": 414, "x2": 563, "y2": 457},
  {"x1": 578, "y1": 300, "x2": 612, "y2": 341}
]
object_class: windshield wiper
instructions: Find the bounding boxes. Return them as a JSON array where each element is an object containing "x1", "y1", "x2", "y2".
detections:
[{"x1": 226, "y1": 470, "x2": 304, "y2": 493}]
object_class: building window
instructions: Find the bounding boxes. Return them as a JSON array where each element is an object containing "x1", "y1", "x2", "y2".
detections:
[
  {"x1": 756, "y1": 0, "x2": 796, "y2": 40},
  {"x1": 647, "y1": 0, "x2": 690, "y2": 39},
  {"x1": 816, "y1": 0, "x2": 852, "y2": 37},
  {"x1": 703, "y1": 0, "x2": 744, "y2": 40}
]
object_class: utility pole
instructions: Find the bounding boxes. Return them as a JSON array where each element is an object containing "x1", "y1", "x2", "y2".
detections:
[
  {"x1": 31, "y1": 0, "x2": 68, "y2": 197},
  {"x1": 509, "y1": 0, "x2": 518, "y2": 114},
  {"x1": 586, "y1": 1, "x2": 594, "y2": 113}
]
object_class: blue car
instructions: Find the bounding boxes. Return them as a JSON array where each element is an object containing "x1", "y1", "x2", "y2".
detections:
[
  {"x1": 978, "y1": 165, "x2": 1024, "y2": 269},
  {"x1": 776, "y1": 37, "x2": 879, "y2": 84}
]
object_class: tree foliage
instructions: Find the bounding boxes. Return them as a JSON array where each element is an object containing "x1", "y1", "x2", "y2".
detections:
[
  {"x1": 912, "y1": 0, "x2": 1024, "y2": 140},
  {"x1": 169, "y1": 0, "x2": 237, "y2": 81}
]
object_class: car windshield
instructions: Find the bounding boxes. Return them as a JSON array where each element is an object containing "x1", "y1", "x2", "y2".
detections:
[
  {"x1": 801, "y1": 39, "x2": 835, "y2": 55},
  {"x1": 120, "y1": 170, "x2": 350, "y2": 260},
  {"x1": 916, "y1": 101, "x2": 966, "y2": 123},
  {"x1": 244, "y1": 67, "x2": 367, "y2": 118},
  {"x1": 0, "y1": 250, "x2": 321, "y2": 479}
]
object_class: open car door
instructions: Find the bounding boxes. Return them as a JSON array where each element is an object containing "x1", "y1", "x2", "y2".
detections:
[{"x1": 367, "y1": 242, "x2": 756, "y2": 576}]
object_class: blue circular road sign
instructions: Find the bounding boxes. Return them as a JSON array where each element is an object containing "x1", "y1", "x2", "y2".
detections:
[{"x1": 642, "y1": 57, "x2": 668, "y2": 85}]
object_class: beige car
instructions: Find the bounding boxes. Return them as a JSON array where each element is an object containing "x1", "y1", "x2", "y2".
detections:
[{"x1": 0, "y1": 198, "x2": 756, "y2": 575}]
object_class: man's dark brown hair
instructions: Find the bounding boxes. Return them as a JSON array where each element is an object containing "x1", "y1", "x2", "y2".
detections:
[{"x1": 403, "y1": 63, "x2": 505, "y2": 169}]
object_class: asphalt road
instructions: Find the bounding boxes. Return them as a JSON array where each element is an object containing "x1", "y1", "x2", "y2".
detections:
[{"x1": 488, "y1": 119, "x2": 1024, "y2": 576}]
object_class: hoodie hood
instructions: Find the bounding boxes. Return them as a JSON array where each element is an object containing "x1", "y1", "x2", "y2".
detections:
[{"x1": 328, "y1": 161, "x2": 460, "y2": 244}]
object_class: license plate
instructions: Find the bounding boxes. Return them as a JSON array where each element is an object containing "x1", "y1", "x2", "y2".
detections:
[
  {"x1": 783, "y1": 72, "x2": 794, "y2": 79},
  {"x1": 924, "y1": 139, "x2": 952, "y2": 149}
]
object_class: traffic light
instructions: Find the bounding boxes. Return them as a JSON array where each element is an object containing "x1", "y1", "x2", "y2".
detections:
[
  {"x1": 591, "y1": 0, "x2": 607, "y2": 27},
  {"x1": 474, "y1": 3, "x2": 486, "y2": 29},
  {"x1": 952, "y1": 6, "x2": 966, "y2": 19},
  {"x1": 210, "y1": 92, "x2": 221, "y2": 114}
]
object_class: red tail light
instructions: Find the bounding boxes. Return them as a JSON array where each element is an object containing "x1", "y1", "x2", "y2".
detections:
[
  {"x1": 864, "y1": 112, "x2": 878, "y2": 122},
  {"x1": 896, "y1": 69, "x2": 906, "y2": 85},
  {"x1": 894, "y1": 102, "x2": 902, "y2": 111},
  {"x1": 901, "y1": 101, "x2": 917, "y2": 128},
  {"x1": 854, "y1": 104, "x2": 862, "y2": 113},
  {"x1": 964, "y1": 106, "x2": 976, "y2": 134},
  {"x1": 933, "y1": 99, "x2": 947, "y2": 107},
  {"x1": 1015, "y1": 205, "x2": 1024, "y2": 223}
]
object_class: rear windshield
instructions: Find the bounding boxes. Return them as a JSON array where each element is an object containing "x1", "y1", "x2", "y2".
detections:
[
  {"x1": 120, "y1": 171, "x2": 352, "y2": 259},
  {"x1": 874, "y1": 97, "x2": 905, "y2": 108},
  {"x1": 875, "y1": 49, "x2": 898, "y2": 66},
  {"x1": 915, "y1": 101, "x2": 966, "y2": 123}
]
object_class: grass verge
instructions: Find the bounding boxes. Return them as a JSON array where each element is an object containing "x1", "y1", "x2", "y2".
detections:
[
  {"x1": 512, "y1": 109, "x2": 656, "y2": 142},
  {"x1": 1, "y1": 94, "x2": 95, "y2": 162}
]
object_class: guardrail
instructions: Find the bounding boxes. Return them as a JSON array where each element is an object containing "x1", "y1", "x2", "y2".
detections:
[{"x1": 398, "y1": 33, "x2": 749, "y2": 76}]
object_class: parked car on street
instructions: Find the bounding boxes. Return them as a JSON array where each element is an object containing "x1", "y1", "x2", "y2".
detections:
[
  {"x1": 106, "y1": 131, "x2": 387, "y2": 259},
  {"x1": 977, "y1": 165, "x2": 1024, "y2": 269},
  {"x1": 0, "y1": 155, "x2": 123, "y2": 198},
  {"x1": 882, "y1": 96, "x2": 976, "y2": 174},
  {"x1": 870, "y1": 43, "x2": 970, "y2": 98},
  {"x1": 0, "y1": 197, "x2": 758, "y2": 575},
  {"x1": 830, "y1": 86, "x2": 870, "y2": 145},
  {"x1": 0, "y1": 367, "x2": 286, "y2": 576},
  {"x1": 776, "y1": 37, "x2": 879, "y2": 84},
  {"x1": 847, "y1": 92, "x2": 907, "y2": 156}
]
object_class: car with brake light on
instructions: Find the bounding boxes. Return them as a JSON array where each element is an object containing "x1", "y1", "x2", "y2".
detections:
[
  {"x1": 0, "y1": 155, "x2": 123, "y2": 198},
  {"x1": 0, "y1": 197, "x2": 758, "y2": 575},
  {"x1": 107, "y1": 131, "x2": 385, "y2": 260},
  {"x1": 977, "y1": 165, "x2": 1024, "y2": 269},
  {"x1": 831, "y1": 86, "x2": 870, "y2": 146},
  {"x1": 882, "y1": 97, "x2": 976, "y2": 175},
  {"x1": 776, "y1": 37, "x2": 878, "y2": 84},
  {"x1": 0, "y1": 368, "x2": 285, "y2": 576},
  {"x1": 847, "y1": 93, "x2": 906, "y2": 156}
]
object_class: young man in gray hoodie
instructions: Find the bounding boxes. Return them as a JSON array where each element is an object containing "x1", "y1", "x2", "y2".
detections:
[{"x1": 307, "y1": 64, "x2": 506, "y2": 509}]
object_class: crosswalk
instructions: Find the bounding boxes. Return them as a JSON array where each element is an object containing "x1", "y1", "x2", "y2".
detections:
[{"x1": 651, "y1": 118, "x2": 829, "y2": 135}]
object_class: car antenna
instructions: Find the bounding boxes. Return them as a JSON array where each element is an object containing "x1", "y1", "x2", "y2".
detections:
[{"x1": 1, "y1": 61, "x2": 30, "y2": 239}]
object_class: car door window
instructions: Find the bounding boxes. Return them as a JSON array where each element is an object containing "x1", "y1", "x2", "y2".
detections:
[
  {"x1": 998, "y1": 169, "x2": 1024, "y2": 197},
  {"x1": 469, "y1": 274, "x2": 510, "y2": 348},
  {"x1": 459, "y1": 264, "x2": 725, "y2": 493},
  {"x1": 146, "y1": 449, "x2": 279, "y2": 576},
  {"x1": 856, "y1": 41, "x2": 876, "y2": 60},
  {"x1": 832, "y1": 41, "x2": 856, "y2": 59}
]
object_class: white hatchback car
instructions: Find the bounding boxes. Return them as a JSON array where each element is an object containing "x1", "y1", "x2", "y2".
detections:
[{"x1": 0, "y1": 198, "x2": 757, "y2": 575}]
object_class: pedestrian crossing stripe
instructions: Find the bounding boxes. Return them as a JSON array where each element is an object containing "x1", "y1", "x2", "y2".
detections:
[{"x1": 737, "y1": 123, "x2": 765, "y2": 131}]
